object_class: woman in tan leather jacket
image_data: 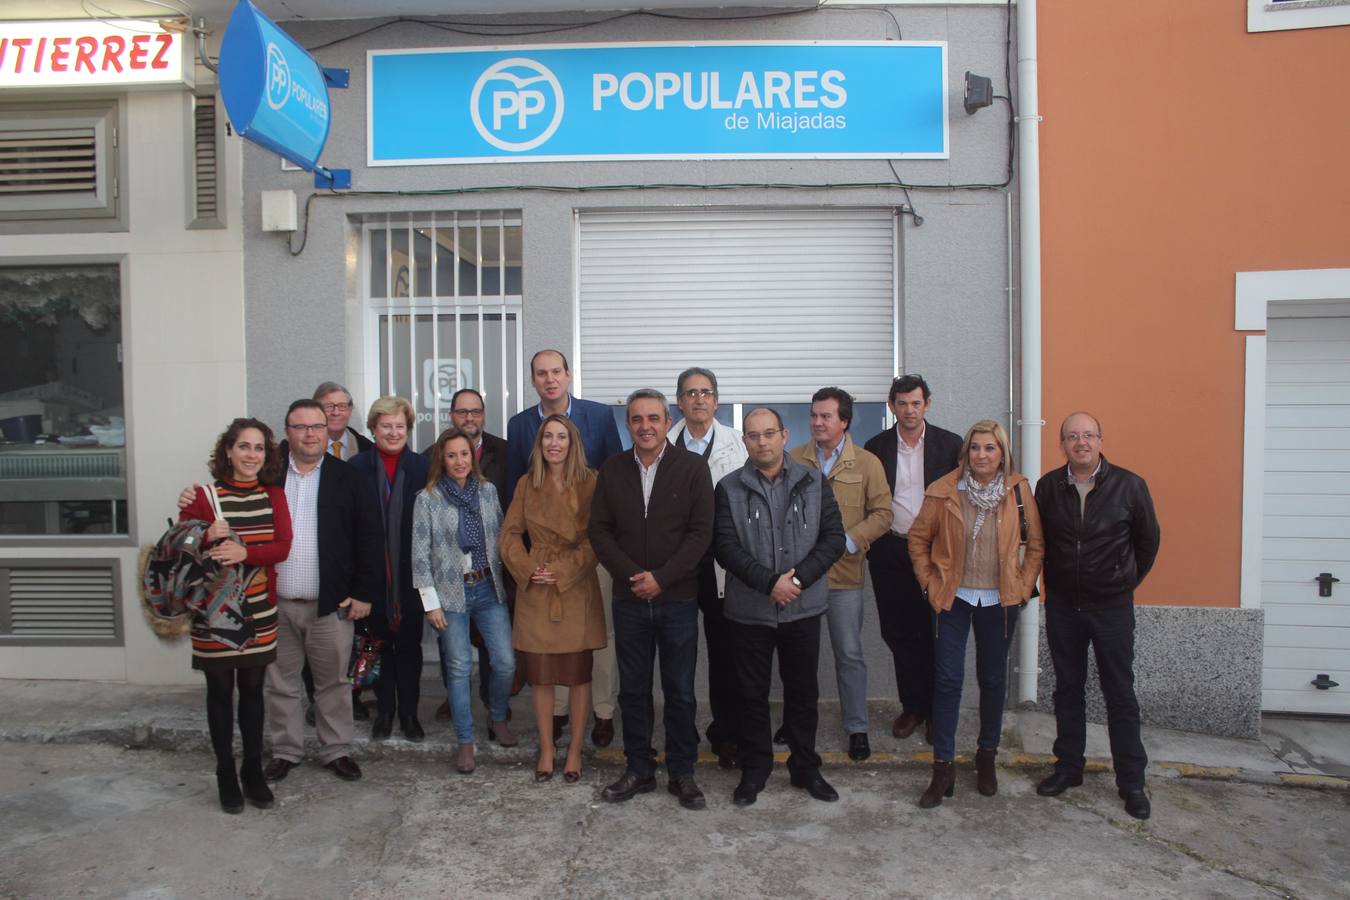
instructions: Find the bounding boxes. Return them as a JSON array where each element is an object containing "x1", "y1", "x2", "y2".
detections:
[{"x1": 908, "y1": 419, "x2": 1044, "y2": 808}]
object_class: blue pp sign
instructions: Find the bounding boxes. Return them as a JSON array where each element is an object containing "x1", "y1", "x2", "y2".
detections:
[
  {"x1": 219, "y1": 0, "x2": 331, "y2": 170},
  {"x1": 369, "y1": 42, "x2": 947, "y2": 164}
]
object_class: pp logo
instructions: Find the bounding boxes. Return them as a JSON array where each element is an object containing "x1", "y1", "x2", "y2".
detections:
[
  {"x1": 423, "y1": 358, "x2": 474, "y2": 411},
  {"x1": 265, "y1": 43, "x2": 290, "y2": 111},
  {"x1": 470, "y1": 58, "x2": 564, "y2": 152}
]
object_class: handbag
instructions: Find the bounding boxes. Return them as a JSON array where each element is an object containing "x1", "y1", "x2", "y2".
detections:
[
  {"x1": 140, "y1": 484, "x2": 250, "y2": 645},
  {"x1": 1013, "y1": 482, "x2": 1041, "y2": 600},
  {"x1": 346, "y1": 622, "x2": 385, "y2": 687}
]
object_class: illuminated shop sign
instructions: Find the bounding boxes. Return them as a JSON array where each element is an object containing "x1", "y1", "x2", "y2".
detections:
[
  {"x1": 219, "y1": 0, "x2": 331, "y2": 170},
  {"x1": 369, "y1": 41, "x2": 948, "y2": 164},
  {"x1": 0, "y1": 19, "x2": 191, "y2": 89}
]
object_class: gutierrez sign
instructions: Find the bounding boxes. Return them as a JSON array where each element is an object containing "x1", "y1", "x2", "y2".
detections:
[
  {"x1": 0, "y1": 19, "x2": 191, "y2": 89},
  {"x1": 369, "y1": 42, "x2": 948, "y2": 164}
]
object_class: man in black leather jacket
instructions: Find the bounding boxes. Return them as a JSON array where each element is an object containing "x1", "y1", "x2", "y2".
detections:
[{"x1": 1033, "y1": 411, "x2": 1161, "y2": 821}]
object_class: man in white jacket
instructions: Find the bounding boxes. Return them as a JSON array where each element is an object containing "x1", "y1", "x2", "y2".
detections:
[{"x1": 668, "y1": 367, "x2": 747, "y2": 768}]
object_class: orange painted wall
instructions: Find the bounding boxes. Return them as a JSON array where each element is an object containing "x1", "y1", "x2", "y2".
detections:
[{"x1": 1038, "y1": 1, "x2": 1350, "y2": 606}]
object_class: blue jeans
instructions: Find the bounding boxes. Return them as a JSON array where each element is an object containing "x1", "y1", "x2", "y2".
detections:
[
  {"x1": 612, "y1": 597, "x2": 700, "y2": 780},
  {"x1": 931, "y1": 598, "x2": 1019, "y2": 763},
  {"x1": 437, "y1": 579, "x2": 516, "y2": 744},
  {"x1": 824, "y1": 587, "x2": 868, "y2": 734}
]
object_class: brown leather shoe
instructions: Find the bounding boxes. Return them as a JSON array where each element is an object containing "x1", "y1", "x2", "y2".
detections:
[
  {"x1": 435, "y1": 700, "x2": 451, "y2": 722},
  {"x1": 975, "y1": 748, "x2": 998, "y2": 796},
  {"x1": 263, "y1": 757, "x2": 298, "y2": 783},
  {"x1": 892, "y1": 711, "x2": 923, "y2": 739},
  {"x1": 488, "y1": 719, "x2": 518, "y2": 747},
  {"x1": 456, "y1": 743, "x2": 476, "y2": 774},
  {"x1": 324, "y1": 756, "x2": 362, "y2": 782},
  {"x1": 591, "y1": 715, "x2": 615, "y2": 747}
]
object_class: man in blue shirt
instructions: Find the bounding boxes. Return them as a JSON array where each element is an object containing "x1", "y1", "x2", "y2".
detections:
[{"x1": 505, "y1": 348, "x2": 623, "y2": 746}]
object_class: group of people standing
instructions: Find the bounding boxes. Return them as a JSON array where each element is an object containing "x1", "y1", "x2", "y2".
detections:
[{"x1": 177, "y1": 357, "x2": 1159, "y2": 821}]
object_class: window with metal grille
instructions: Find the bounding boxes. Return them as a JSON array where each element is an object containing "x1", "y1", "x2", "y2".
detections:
[
  {"x1": 363, "y1": 211, "x2": 524, "y2": 451},
  {"x1": 0, "y1": 559, "x2": 122, "y2": 645},
  {"x1": 190, "y1": 94, "x2": 223, "y2": 228},
  {"x1": 0, "y1": 101, "x2": 118, "y2": 221}
]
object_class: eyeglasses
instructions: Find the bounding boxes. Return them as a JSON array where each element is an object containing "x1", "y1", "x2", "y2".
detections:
[
  {"x1": 681, "y1": 388, "x2": 716, "y2": 400},
  {"x1": 286, "y1": 423, "x2": 327, "y2": 434},
  {"x1": 744, "y1": 429, "x2": 782, "y2": 443},
  {"x1": 1063, "y1": 432, "x2": 1101, "y2": 443},
  {"x1": 452, "y1": 408, "x2": 485, "y2": 417},
  {"x1": 321, "y1": 402, "x2": 350, "y2": 413}
]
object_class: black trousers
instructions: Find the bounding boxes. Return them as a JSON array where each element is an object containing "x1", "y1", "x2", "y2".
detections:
[
  {"x1": 1045, "y1": 603, "x2": 1149, "y2": 790},
  {"x1": 696, "y1": 561, "x2": 738, "y2": 749},
  {"x1": 867, "y1": 532, "x2": 934, "y2": 719},
  {"x1": 369, "y1": 598, "x2": 424, "y2": 721},
  {"x1": 730, "y1": 612, "x2": 823, "y2": 786}
]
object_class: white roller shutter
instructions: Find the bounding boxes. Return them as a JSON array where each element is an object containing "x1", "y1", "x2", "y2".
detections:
[{"x1": 576, "y1": 208, "x2": 897, "y2": 405}]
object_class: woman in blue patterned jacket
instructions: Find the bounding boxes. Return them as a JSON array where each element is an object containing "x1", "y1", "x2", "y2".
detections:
[{"x1": 413, "y1": 426, "x2": 516, "y2": 774}]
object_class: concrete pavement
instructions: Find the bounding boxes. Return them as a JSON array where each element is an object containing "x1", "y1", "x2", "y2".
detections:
[
  {"x1": 2, "y1": 740, "x2": 1349, "y2": 899},
  {"x1": 1, "y1": 678, "x2": 1348, "y2": 898},
  {"x1": 0, "y1": 677, "x2": 1345, "y2": 791}
]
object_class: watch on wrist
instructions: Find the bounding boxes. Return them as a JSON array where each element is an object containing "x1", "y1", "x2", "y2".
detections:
[{"x1": 791, "y1": 576, "x2": 802, "y2": 589}]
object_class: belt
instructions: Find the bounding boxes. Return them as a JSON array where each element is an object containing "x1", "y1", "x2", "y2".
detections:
[
  {"x1": 463, "y1": 567, "x2": 492, "y2": 584},
  {"x1": 888, "y1": 532, "x2": 909, "y2": 541}
]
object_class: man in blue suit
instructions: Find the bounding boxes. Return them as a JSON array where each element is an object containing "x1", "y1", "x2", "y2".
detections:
[
  {"x1": 505, "y1": 349, "x2": 623, "y2": 745},
  {"x1": 505, "y1": 349, "x2": 623, "y2": 506}
]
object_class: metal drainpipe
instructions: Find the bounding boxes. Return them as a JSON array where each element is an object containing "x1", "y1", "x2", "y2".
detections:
[
  {"x1": 195, "y1": 19, "x2": 218, "y2": 74},
  {"x1": 1016, "y1": 0, "x2": 1045, "y2": 707}
]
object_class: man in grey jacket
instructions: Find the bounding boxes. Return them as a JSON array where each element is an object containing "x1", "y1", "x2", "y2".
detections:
[{"x1": 714, "y1": 407, "x2": 846, "y2": 807}]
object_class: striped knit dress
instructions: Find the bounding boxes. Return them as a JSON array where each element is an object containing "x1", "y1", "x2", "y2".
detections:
[{"x1": 190, "y1": 479, "x2": 286, "y2": 671}]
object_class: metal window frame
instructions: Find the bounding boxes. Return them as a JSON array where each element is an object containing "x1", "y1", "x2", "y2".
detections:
[
  {"x1": 0, "y1": 556, "x2": 123, "y2": 647},
  {"x1": 360, "y1": 211, "x2": 524, "y2": 444},
  {"x1": 0, "y1": 97, "x2": 129, "y2": 234},
  {"x1": 0, "y1": 254, "x2": 132, "y2": 546}
]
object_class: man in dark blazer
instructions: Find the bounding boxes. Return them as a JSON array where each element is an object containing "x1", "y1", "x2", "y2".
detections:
[
  {"x1": 265, "y1": 399, "x2": 383, "y2": 782},
  {"x1": 314, "y1": 380, "x2": 372, "y2": 461},
  {"x1": 863, "y1": 374, "x2": 963, "y2": 743},
  {"x1": 423, "y1": 387, "x2": 508, "y2": 497},
  {"x1": 589, "y1": 389, "x2": 714, "y2": 811},
  {"x1": 505, "y1": 349, "x2": 622, "y2": 508}
]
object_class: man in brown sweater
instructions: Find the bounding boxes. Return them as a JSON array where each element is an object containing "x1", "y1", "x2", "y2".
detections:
[{"x1": 589, "y1": 388, "x2": 715, "y2": 811}]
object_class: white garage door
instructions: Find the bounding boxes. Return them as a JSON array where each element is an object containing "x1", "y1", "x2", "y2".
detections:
[{"x1": 1261, "y1": 314, "x2": 1350, "y2": 714}]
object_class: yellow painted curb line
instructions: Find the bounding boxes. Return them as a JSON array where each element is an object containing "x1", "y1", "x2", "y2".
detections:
[
  {"x1": 589, "y1": 747, "x2": 1350, "y2": 791},
  {"x1": 1278, "y1": 773, "x2": 1350, "y2": 790}
]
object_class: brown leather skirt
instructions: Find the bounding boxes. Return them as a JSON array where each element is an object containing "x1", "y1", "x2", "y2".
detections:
[{"x1": 518, "y1": 649, "x2": 593, "y2": 687}]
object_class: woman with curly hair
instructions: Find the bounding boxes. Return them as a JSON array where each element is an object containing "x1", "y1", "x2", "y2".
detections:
[{"x1": 179, "y1": 417, "x2": 292, "y2": 813}]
